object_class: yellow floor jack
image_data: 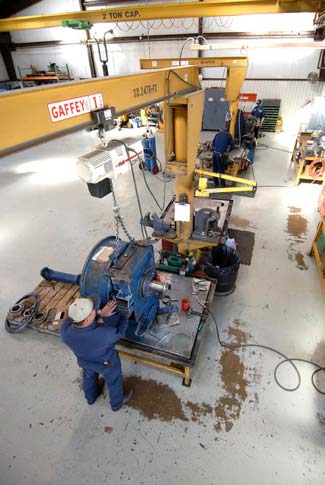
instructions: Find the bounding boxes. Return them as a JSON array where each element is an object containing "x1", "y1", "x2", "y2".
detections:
[{"x1": 194, "y1": 169, "x2": 257, "y2": 197}]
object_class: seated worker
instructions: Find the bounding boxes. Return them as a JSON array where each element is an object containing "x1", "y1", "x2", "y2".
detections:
[
  {"x1": 251, "y1": 99, "x2": 265, "y2": 139},
  {"x1": 211, "y1": 129, "x2": 234, "y2": 187},
  {"x1": 61, "y1": 296, "x2": 133, "y2": 411}
]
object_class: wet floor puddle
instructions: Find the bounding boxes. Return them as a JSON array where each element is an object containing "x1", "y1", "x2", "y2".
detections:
[
  {"x1": 119, "y1": 320, "x2": 260, "y2": 433},
  {"x1": 286, "y1": 207, "x2": 308, "y2": 270}
]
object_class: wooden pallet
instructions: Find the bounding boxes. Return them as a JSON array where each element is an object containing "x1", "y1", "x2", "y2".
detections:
[{"x1": 7, "y1": 280, "x2": 80, "y2": 335}]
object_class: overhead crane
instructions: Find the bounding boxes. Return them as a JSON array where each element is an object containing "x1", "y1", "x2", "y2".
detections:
[
  {"x1": 0, "y1": 0, "x2": 322, "y2": 31},
  {"x1": 0, "y1": 65, "x2": 226, "y2": 385}
]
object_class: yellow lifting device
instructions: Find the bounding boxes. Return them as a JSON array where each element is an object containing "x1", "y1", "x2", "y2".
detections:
[
  {"x1": 194, "y1": 168, "x2": 257, "y2": 197},
  {"x1": 0, "y1": 66, "x2": 200, "y2": 155},
  {"x1": 0, "y1": 1, "x2": 322, "y2": 32},
  {"x1": 0, "y1": 66, "x2": 206, "y2": 254},
  {"x1": 140, "y1": 56, "x2": 248, "y2": 137}
]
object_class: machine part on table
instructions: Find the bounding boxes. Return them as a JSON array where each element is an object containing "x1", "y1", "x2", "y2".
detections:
[
  {"x1": 9, "y1": 303, "x2": 24, "y2": 316},
  {"x1": 23, "y1": 308, "x2": 34, "y2": 318},
  {"x1": 157, "y1": 311, "x2": 180, "y2": 328},
  {"x1": 141, "y1": 212, "x2": 176, "y2": 238},
  {"x1": 32, "y1": 312, "x2": 47, "y2": 324},
  {"x1": 41, "y1": 267, "x2": 81, "y2": 285},
  {"x1": 148, "y1": 280, "x2": 171, "y2": 295},
  {"x1": 187, "y1": 308, "x2": 208, "y2": 318},
  {"x1": 5, "y1": 292, "x2": 40, "y2": 334},
  {"x1": 192, "y1": 207, "x2": 221, "y2": 241}
]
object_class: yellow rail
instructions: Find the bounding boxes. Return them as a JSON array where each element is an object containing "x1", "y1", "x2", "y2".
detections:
[{"x1": 0, "y1": 1, "x2": 321, "y2": 32}]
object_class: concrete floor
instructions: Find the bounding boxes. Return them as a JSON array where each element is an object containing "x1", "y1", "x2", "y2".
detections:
[{"x1": 0, "y1": 128, "x2": 324, "y2": 485}]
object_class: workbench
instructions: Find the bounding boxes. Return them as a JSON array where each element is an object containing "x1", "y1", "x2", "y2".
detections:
[
  {"x1": 6, "y1": 272, "x2": 215, "y2": 386},
  {"x1": 308, "y1": 217, "x2": 325, "y2": 298},
  {"x1": 291, "y1": 132, "x2": 325, "y2": 186}
]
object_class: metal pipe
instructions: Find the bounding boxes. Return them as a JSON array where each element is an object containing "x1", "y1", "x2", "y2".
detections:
[
  {"x1": 149, "y1": 280, "x2": 171, "y2": 294},
  {"x1": 40, "y1": 267, "x2": 80, "y2": 285}
]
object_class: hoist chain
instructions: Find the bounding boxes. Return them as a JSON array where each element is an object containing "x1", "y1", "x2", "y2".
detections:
[{"x1": 110, "y1": 179, "x2": 133, "y2": 250}]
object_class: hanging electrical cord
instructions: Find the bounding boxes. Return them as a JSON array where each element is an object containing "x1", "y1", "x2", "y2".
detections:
[
  {"x1": 93, "y1": 29, "x2": 113, "y2": 76},
  {"x1": 111, "y1": 139, "x2": 149, "y2": 240},
  {"x1": 127, "y1": 146, "x2": 164, "y2": 211},
  {"x1": 179, "y1": 37, "x2": 195, "y2": 65},
  {"x1": 145, "y1": 0, "x2": 152, "y2": 59},
  {"x1": 196, "y1": 300, "x2": 325, "y2": 395}
]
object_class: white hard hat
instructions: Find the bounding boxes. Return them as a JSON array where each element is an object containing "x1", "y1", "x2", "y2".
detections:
[{"x1": 68, "y1": 298, "x2": 93, "y2": 322}]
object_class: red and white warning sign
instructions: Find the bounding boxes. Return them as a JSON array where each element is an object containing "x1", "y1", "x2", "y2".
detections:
[{"x1": 48, "y1": 93, "x2": 104, "y2": 122}]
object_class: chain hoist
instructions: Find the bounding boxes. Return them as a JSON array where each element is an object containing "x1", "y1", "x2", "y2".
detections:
[{"x1": 110, "y1": 179, "x2": 134, "y2": 252}]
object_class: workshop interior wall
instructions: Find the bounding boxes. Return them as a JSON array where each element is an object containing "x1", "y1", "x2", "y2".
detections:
[
  {"x1": 0, "y1": 52, "x2": 8, "y2": 81},
  {"x1": 10, "y1": 0, "x2": 82, "y2": 43},
  {"x1": 7, "y1": 1, "x2": 323, "y2": 132}
]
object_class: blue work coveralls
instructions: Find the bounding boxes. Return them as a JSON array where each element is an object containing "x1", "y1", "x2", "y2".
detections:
[
  {"x1": 251, "y1": 105, "x2": 265, "y2": 138},
  {"x1": 61, "y1": 313, "x2": 128, "y2": 410},
  {"x1": 211, "y1": 130, "x2": 234, "y2": 187}
]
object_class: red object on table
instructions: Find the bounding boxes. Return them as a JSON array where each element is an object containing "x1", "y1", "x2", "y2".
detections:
[{"x1": 181, "y1": 298, "x2": 190, "y2": 312}]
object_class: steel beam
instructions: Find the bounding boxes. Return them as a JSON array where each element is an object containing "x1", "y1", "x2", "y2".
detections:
[
  {"x1": 0, "y1": 1, "x2": 322, "y2": 32},
  {"x1": 0, "y1": 65, "x2": 199, "y2": 155},
  {"x1": 140, "y1": 57, "x2": 248, "y2": 69}
]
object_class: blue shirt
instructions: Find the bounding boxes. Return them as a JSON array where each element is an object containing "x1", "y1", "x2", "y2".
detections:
[
  {"x1": 212, "y1": 130, "x2": 234, "y2": 154},
  {"x1": 251, "y1": 105, "x2": 265, "y2": 119},
  {"x1": 61, "y1": 313, "x2": 128, "y2": 367}
]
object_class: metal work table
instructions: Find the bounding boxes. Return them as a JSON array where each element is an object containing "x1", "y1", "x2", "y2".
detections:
[
  {"x1": 119, "y1": 272, "x2": 215, "y2": 385},
  {"x1": 6, "y1": 272, "x2": 215, "y2": 386},
  {"x1": 161, "y1": 196, "x2": 232, "y2": 246}
]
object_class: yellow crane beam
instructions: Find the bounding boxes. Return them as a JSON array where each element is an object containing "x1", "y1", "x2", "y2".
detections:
[
  {"x1": 0, "y1": 66, "x2": 199, "y2": 155},
  {"x1": 0, "y1": 1, "x2": 322, "y2": 32},
  {"x1": 141, "y1": 57, "x2": 248, "y2": 136},
  {"x1": 140, "y1": 57, "x2": 248, "y2": 70}
]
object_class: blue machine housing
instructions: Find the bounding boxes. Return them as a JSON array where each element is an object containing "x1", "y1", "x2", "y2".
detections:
[
  {"x1": 41, "y1": 236, "x2": 162, "y2": 337},
  {"x1": 80, "y1": 236, "x2": 160, "y2": 328}
]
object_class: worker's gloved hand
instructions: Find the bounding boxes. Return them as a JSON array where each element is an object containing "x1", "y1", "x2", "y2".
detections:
[{"x1": 101, "y1": 300, "x2": 117, "y2": 317}]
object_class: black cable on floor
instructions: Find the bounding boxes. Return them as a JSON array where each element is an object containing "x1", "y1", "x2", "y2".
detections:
[
  {"x1": 256, "y1": 143, "x2": 292, "y2": 154},
  {"x1": 258, "y1": 185, "x2": 294, "y2": 188},
  {"x1": 197, "y1": 301, "x2": 325, "y2": 395}
]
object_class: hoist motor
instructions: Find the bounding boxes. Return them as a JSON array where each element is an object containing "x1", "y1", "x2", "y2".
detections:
[{"x1": 76, "y1": 137, "x2": 143, "y2": 198}]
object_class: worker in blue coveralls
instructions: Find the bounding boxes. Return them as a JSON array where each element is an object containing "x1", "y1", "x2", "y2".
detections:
[
  {"x1": 251, "y1": 99, "x2": 265, "y2": 139},
  {"x1": 61, "y1": 296, "x2": 133, "y2": 411},
  {"x1": 211, "y1": 129, "x2": 234, "y2": 187}
]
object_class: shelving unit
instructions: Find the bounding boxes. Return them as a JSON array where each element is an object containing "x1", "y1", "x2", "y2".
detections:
[
  {"x1": 260, "y1": 98, "x2": 281, "y2": 133},
  {"x1": 291, "y1": 131, "x2": 325, "y2": 185}
]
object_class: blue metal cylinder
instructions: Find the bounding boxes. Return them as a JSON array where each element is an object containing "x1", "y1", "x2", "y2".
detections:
[
  {"x1": 40, "y1": 267, "x2": 80, "y2": 285},
  {"x1": 142, "y1": 135, "x2": 158, "y2": 173}
]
